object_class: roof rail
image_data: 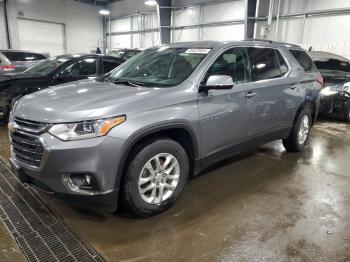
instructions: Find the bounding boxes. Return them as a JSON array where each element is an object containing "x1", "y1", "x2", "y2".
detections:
[{"x1": 244, "y1": 38, "x2": 301, "y2": 48}]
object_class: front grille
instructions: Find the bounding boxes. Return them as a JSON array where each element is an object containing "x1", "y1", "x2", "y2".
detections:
[
  {"x1": 11, "y1": 131, "x2": 45, "y2": 169},
  {"x1": 14, "y1": 117, "x2": 48, "y2": 133}
]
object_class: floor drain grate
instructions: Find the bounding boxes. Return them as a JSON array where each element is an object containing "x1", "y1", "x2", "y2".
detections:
[{"x1": 0, "y1": 160, "x2": 105, "y2": 262}]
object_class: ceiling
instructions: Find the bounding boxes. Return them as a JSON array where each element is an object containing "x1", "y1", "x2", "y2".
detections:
[{"x1": 74, "y1": 0, "x2": 124, "y2": 7}]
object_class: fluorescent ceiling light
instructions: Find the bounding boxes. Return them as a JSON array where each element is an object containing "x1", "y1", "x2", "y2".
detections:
[
  {"x1": 145, "y1": 0, "x2": 157, "y2": 6},
  {"x1": 99, "y1": 9, "x2": 110, "y2": 15}
]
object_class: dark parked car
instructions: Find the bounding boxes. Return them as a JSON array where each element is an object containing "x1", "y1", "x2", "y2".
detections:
[
  {"x1": 310, "y1": 51, "x2": 350, "y2": 122},
  {"x1": 109, "y1": 48, "x2": 141, "y2": 61},
  {"x1": 9, "y1": 41, "x2": 322, "y2": 217},
  {"x1": 0, "y1": 54, "x2": 124, "y2": 123},
  {"x1": 0, "y1": 49, "x2": 49, "y2": 73}
]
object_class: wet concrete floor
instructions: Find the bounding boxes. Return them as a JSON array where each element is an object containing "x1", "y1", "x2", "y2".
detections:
[{"x1": 0, "y1": 121, "x2": 350, "y2": 261}]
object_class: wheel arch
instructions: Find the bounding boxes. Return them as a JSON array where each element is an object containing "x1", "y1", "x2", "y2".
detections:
[{"x1": 114, "y1": 122, "x2": 199, "y2": 198}]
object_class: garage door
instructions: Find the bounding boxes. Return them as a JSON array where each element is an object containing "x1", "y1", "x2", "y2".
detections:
[{"x1": 17, "y1": 18, "x2": 66, "y2": 56}]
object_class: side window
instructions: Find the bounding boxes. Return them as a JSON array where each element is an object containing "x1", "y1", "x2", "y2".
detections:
[
  {"x1": 248, "y1": 48, "x2": 282, "y2": 81},
  {"x1": 103, "y1": 59, "x2": 121, "y2": 73},
  {"x1": 61, "y1": 58, "x2": 97, "y2": 77},
  {"x1": 276, "y1": 51, "x2": 289, "y2": 76},
  {"x1": 3, "y1": 52, "x2": 25, "y2": 62},
  {"x1": 290, "y1": 49, "x2": 317, "y2": 73},
  {"x1": 24, "y1": 53, "x2": 46, "y2": 61},
  {"x1": 205, "y1": 47, "x2": 251, "y2": 84}
]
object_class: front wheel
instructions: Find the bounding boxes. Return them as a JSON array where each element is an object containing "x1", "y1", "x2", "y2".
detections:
[
  {"x1": 122, "y1": 138, "x2": 189, "y2": 217},
  {"x1": 283, "y1": 108, "x2": 312, "y2": 152}
]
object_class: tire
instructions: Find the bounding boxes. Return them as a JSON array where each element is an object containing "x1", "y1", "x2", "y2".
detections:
[
  {"x1": 342, "y1": 105, "x2": 350, "y2": 122},
  {"x1": 122, "y1": 138, "x2": 189, "y2": 217},
  {"x1": 283, "y1": 108, "x2": 312, "y2": 152}
]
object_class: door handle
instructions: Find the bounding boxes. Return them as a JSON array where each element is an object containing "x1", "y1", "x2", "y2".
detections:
[
  {"x1": 245, "y1": 91, "x2": 257, "y2": 98},
  {"x1": 290, "y1": 84, "x2": 298, "y2": 90}
]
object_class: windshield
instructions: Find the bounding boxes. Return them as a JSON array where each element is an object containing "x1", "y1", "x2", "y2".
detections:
[
  {"x1": 107, "y1": 47, "x2": 210, "y2": 87},
  {"x1": 314, "y1": 58, "x2": 350, "y2": 73},
  {"x1": 25, "y1": 56, "x2": 72, "y2": 75}
]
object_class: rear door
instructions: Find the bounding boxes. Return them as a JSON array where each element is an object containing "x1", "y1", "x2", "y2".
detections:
[
  {"x1": 198, "y1": 47, "x2": 257, "y2": 161},
  {"x1": 289, "y1": 49, "x2": 321, "y2": 123},
  {"x1": 247, "y1": 47, "x2": 297, "y2": 137}
]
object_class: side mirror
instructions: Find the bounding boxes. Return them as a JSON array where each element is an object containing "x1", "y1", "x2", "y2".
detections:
[{"x1": 201, "y1": 75, "x2": 234, "y2": 92}]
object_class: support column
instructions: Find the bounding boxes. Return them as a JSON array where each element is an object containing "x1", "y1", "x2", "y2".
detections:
[
  {"x1": 4, "y1": 0, "x2": 11, "y2": 48},
  {"x1": 245, "y1": 0, "x2": 258, "y2": 39},
  {"x1": 158, "y1": 0, "x2": 171, "y2": 45}
]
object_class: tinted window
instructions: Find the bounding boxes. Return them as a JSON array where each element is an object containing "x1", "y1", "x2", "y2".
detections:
[
  {"x1": 290, "y1": 49, "x2": 317, "y2": 73},
  {"x1": 24, "y1": 52, "x2": 46, "y2": 61},
  {"x1": 3, "y1": 52, "x2": 25, "y2": 61},
  {"x1": 103, "y1": 59, "x2": 121, "y2": 73},
  {"x1": 314, "y1": 58, "x2": 350, "y2": 73},
  {"x1": 2, "y1": 51, "x2": 46, "y2": 61},
  {"x1": 25, "y1": 56, "x2": 71, "y2": 75},
  {"x1": 62, "y1": 58, "x2": 97, "y2": 77},
  {"x1": 248, "y1": 48, "x2": 282, "y2": 81},
  {"x1": 276, "y1": 51, "x2": 289, "y2": 76},
  {"x1": 206, "y1": 47, "x2": 251, "y2": 84}
]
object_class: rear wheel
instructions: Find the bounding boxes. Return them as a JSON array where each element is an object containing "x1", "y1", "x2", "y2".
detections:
[
  {"x1": 122, "y1": 138, "x2": 189, "y2": 217},
  {"x1": 343, "y1": 104, "x2": 350, "y2": 122},
  {"x1": 283, "y1": 108, "x2": 312, "y2": 152}
]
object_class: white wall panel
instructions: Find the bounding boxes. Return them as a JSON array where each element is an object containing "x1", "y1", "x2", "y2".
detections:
[
  {"x1": 5, "y1": 0, "x2": 103, "y2": 54},
  {"x1": 172, "y1": 7, "x2": 200, "y2": 27},
  {"x1": 111, "y1": 18, "x2": 132, "y2": 32},
  {"x1": 110, "y1": 35, "x2": 132, "y2": 49},
  {"x1": 256, "y1": 0, "x2": 350, "y2": 58},
  {"x1": 17, "y1": 19, "x2": 65, "y2": 56},
  {"x1": 172, "y1": 28, "x2": 200, "y2": 42},
  {"x1": 201, "y1": 24, "x2": 244, "y2": 41},
  {"x1": 202, "y1": 1, "x2": 245, "y2": 23},
  {"x1": 171, "y1": 1, "x2": 245, "y2": 43},
  {"x1": 110, "y1": 1, "x2": 156, "y2": 17}
]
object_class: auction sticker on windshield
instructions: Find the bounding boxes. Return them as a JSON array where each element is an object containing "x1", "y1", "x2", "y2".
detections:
[{"x1": 185, "y1": 49, "x2": 211, "y2": 54}]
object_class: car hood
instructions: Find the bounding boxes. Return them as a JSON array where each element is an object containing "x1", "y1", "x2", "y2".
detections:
[{"x1": 14, "y1": 80, "x2": 176, "y2": 123}]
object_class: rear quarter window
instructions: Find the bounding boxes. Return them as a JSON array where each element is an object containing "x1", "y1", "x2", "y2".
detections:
[
  {"x1": 248, "y1": 47, "x2": 284, "y2": 81},
  {"x1": 2, "y1": 52, "x2": 25, "y2": 61},
  {"x1": 290, "y1": 49, "x2": 318, "y2": 73}
]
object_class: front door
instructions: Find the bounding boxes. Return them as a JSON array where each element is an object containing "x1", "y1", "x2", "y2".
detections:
[{"x1": 198, "y1": 47, "x2": 257, "y2": 163}]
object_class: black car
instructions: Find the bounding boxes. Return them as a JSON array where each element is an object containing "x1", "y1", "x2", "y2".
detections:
[
  {"x1": 310, "y1": 51, "x2": 350, "y2": 122},
  {"x1": 0, "y1": 54, "x2": 124, "y2": 123}
]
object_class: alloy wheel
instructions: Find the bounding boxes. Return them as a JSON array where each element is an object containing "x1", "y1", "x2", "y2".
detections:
[
  {"x1": 298, "y1": 115, "x2": 310, "y2": 145},
  {"x1": 138, "y1": 153, "x2": 180, "y2": 204}
]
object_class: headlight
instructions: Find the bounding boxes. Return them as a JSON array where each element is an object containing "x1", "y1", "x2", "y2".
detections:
[
  {"x1": 344, "y1": 82, "x2": 350, "y2": 92},
  {"x1": 320, "y1": 86, "x2": 339, "y2": 96},
  {"x1": 49, "y1": 115, "x2": 126, "y2": 141}
]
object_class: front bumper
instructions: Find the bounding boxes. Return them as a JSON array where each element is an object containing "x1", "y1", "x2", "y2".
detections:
[
  {"x1": 319, "y1": 93, "x2": 350, "y2": 117},
  {"x1": 10, "y1": 132, "x2": 126, "y2": 212}
]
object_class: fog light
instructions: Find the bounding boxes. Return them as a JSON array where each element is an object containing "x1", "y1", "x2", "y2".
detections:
[
  {"x1": 84, "y1": 174, "x2": 92, "y2": 186},
  {"x1": 62, "y1": 173, "x2": 99, "y2": 195}
]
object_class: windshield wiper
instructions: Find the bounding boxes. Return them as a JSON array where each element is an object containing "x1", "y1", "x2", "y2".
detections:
[{"x1": 109, "y1": 78, "x2": 144, "y2": 87}]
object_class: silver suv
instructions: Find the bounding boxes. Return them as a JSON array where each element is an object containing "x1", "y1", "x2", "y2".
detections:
[{"x1": 9, "y1": 41, "x2": 322, "y2": 217}]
